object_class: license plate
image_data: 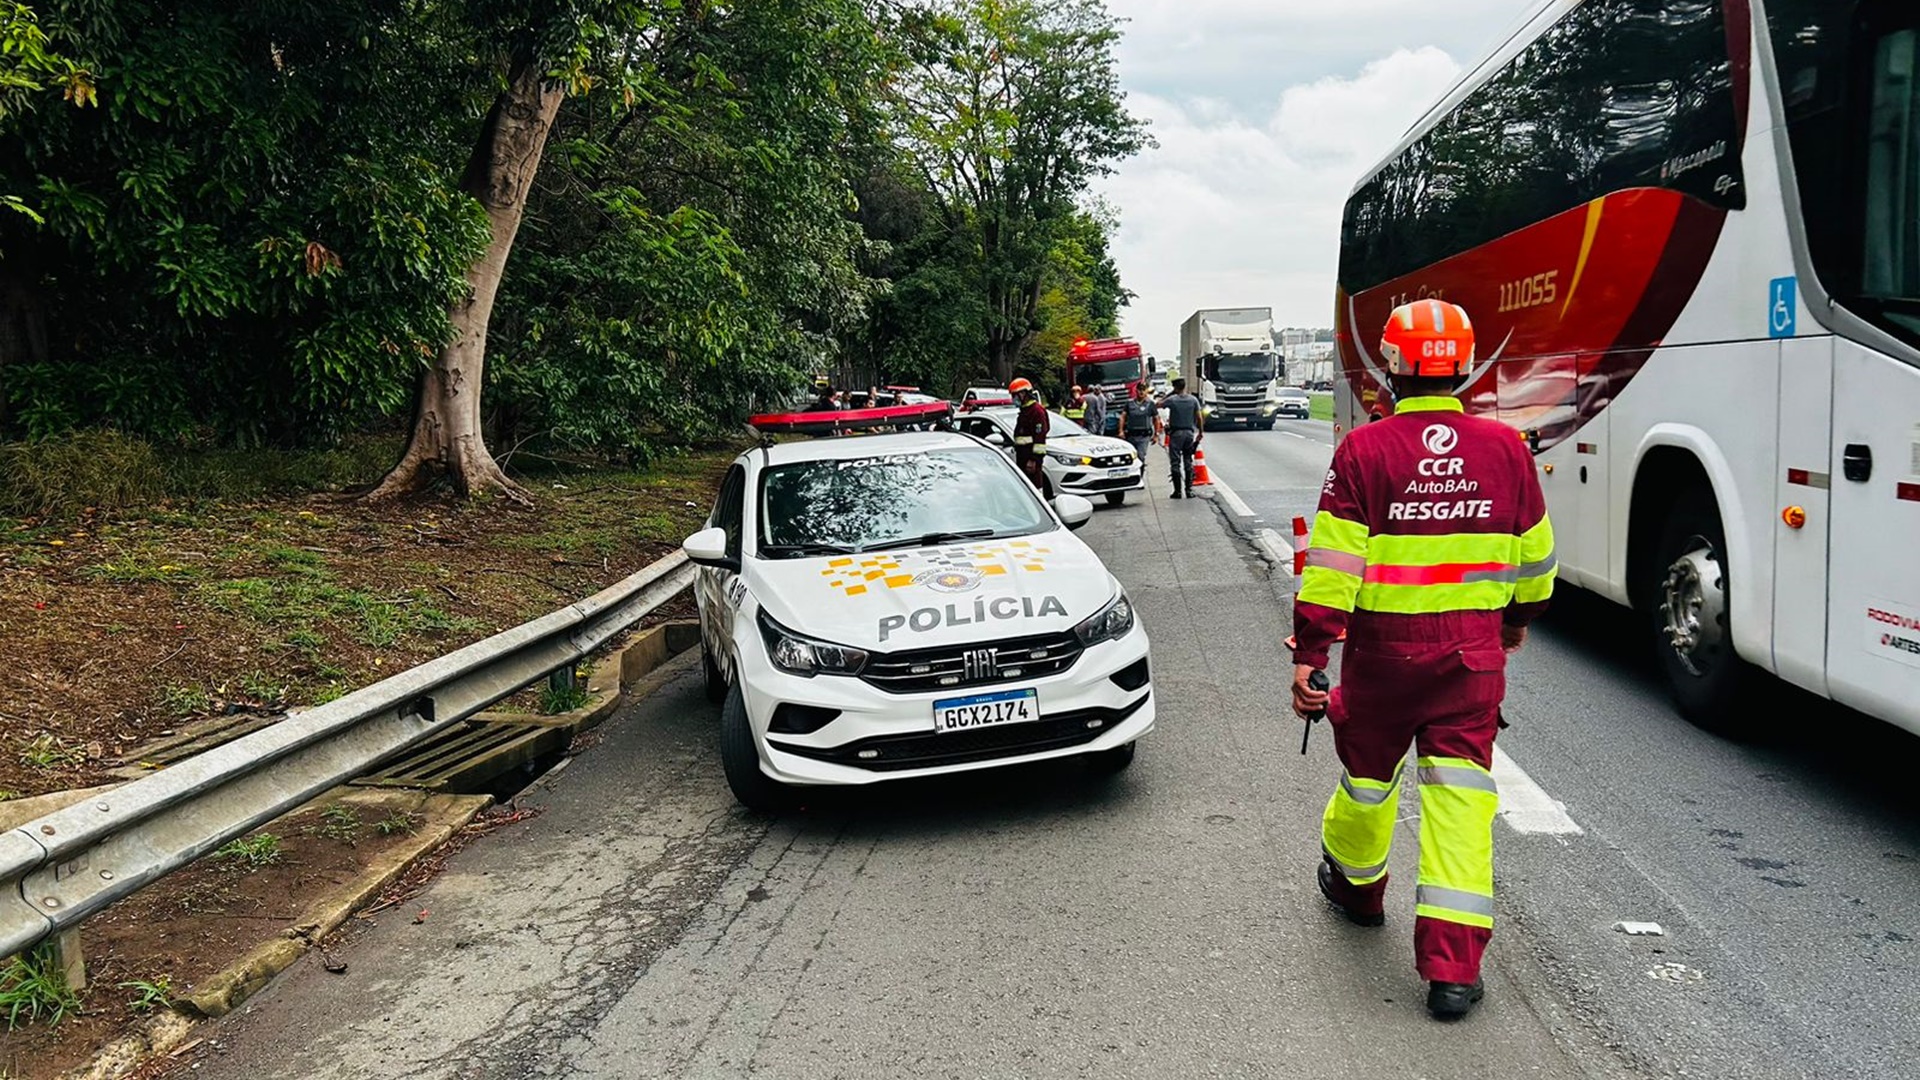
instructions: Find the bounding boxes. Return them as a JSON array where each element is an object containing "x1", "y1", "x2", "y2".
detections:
[
  {"x1": 932, "y1": 688, "x2": 1039, "y2": 733},
  {"x1": 1106, "y1": 467, "x2": 1135, "y2": 478}
]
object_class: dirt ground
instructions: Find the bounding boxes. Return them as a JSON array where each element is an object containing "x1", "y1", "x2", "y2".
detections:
[{"x1": 0, "y1": 448, "x2": 735, "y2": 802}]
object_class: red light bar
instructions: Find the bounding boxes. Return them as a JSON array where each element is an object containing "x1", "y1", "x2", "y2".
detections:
[{"x1": 749, "y1": 400, "x2": 952, "y2": 434}]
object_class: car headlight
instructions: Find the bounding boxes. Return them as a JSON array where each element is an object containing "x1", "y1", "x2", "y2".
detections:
[
  {"x1": 1073, "y1": 591, "x2": 1136, "y2": 646},
  {"x1": 1048, "y1": 451, "x2": 1092, "y2": 466},
  {"x1": 758, "y1": 612, "x2": 868, "y2": 677}
]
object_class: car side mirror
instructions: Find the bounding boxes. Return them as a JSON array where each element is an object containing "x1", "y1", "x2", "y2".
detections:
[
  {"x1": 1053, "y1": 494, "x2": 1095, "y2": 531},
  {"x1": 682, "y1": 526, "x2": 738, "y2": 572}
]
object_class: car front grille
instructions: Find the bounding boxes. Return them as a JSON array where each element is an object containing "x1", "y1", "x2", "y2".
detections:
[
  {"x1": 860, "y1": 630, "x2": 1084, "y2": 694},
  {"x1": 766, "y1": 694, "x2": 1150, "y2": 772},
  {"x1": 1091, "y1": 453, "x2": 1133, "y2": 468},
  {"x1": 1065, "y1": 474, "x2": 1138, "y2": 492}
]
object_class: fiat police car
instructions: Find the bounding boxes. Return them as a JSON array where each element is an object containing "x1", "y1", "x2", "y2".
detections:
[
  {"x1": 683, "y1": 402, "x2": 1153, "y2": 811},
  {"x1": 953, "y1": 406, "x2": 1145, "y2": 506}
]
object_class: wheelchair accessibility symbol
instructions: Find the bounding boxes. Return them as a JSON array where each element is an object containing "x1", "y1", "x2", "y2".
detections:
[{"x1": 1769, "y1": 277, "x2": 1797, "y2": 339}]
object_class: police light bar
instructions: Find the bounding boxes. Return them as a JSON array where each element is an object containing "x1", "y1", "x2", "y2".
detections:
[
  {"x1": 748, "y1": 400, "x2": 952, "y2": 435},
  {"x1": 1072, "y1": 337, "x2": 1143, "y2": 362}
]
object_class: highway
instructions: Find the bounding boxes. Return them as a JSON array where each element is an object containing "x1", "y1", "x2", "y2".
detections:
[{"x1": 157, "y1": 426, "x2": 1920, "y2": 1080}]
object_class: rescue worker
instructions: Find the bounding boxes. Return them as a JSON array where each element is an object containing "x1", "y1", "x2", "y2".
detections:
[
  {"x1": 1082, "y1": 383, "x2": 1109, "y2": 437},
  {"x1": 1010, "y1": 377, "x2": 1053, "y2": 498},
  {"x1": 1291, "y1": 298, "x2": 1556, "y2": 1021},
  {"x1": 1162, "y1": 377, "x2": 1203, "y2": 498},
  {"x1": 1118, "y1": 382, "x2": 1159, "y2": 470},
  {"x1": 804, "y1": 384, "x2": 840, "y2": 412},
  {"x1": 1063, "y1": 385, "x2": 1088, "y2": 425}
]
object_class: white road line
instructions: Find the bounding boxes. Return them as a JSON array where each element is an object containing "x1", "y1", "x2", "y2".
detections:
[
  {"x1": 1209, "y1": 472, "x2": 1256, "y2": 519},
  {"x1": 1490, "y1": 746, "x2": 1584, "y2": 835},
  {"x1": 1284, "y1": 431, "x2": 1307, "y2": 440},
  {"x1": 1253, "y1": 527, "x2": 1293, "y2": 570}
]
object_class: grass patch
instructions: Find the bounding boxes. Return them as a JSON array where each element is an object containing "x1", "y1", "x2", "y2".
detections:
[
  {"x1": 197, "y1": 576, "x2": 475, "y2": 648},
  {"x1": 1309, "y1": 393, "x2": 1334, "y2": 422},
  {"x1": 1, "y1": 944, "x2": 83, "y2": 1030},
  {"x1": 0, "y1": 790, "x2": 18, "y2": 802},
  {"x1": 376, "y1": 809, "x2": 422, "y2": 837},
  {"x1": 238, "y1": 670, "x2": 288, "y2": 705},
  {"x1": 0, "y1": 429, "x2": 166, "y2": 519},
  {"x1": 17, "y1": 734, "x2": 85, "y2": 770},
  {"x1": 541, "y1": 678, "x2": 591, "y2": 715},
  {"x1": 118, "y1": 976, "x2": 175, "y2": 1014},
  {"x1": 213, "y1": 833, "x2": 282, "y2": 870},
  {"x1": 157, "y1": 683, "x2": 212, "y2": 719},
  {"x1": 315, "y1": 805, "x2": 361, "y2": 844},
  {"x1": 78, "y1": 558, "x2": 199, "y2": 584}
]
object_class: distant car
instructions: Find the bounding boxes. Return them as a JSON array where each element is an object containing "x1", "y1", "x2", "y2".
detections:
[
  {"x1": 1273, "y1": 387, "x2": 1312, "y2": 419},
  {"x1": 961, "y1": 387, "x2": 1014, "y2": 411},
  {"x1": 684, "y1": 425, "x2": 1152, "y2": 810},
  {"x1": 954, "y1": 407, "x2": 1146, "y2": 507}
]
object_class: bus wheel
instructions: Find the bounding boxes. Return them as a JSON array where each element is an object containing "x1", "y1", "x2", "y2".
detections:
[{"x1": 1649, "y1": 493, "x2": 1750, "y2": 734}]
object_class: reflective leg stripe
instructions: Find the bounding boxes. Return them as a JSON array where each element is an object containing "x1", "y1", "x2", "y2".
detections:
[
  {"x1": 1306, "y1": 548, "x2": 1367, "y2": 577},
  {"x1": 1323, "y1": 762, "x2": 1403, "y2": 886},
  {"x1": 1416, "y1": 756, "x2": 1498, "y2": 930}
]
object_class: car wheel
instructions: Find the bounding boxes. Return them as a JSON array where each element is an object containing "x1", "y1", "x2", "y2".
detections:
[
  {"x1": 720, "y1": 683, "x2": 795, "y2": 812},
  {"x1": 1258, "y1": 421, "x2": 1275, "y2": 431},
  {"x1": 1105, "y1": 491, "x2": 1127, "y2": 507},
  {"x1": 1085, "y1": 740, "x2": 1136, "y2": 777},
  {"x1": 1648, "y1": 490, "x2": 1753, "y2": 735},
  {"x1": 702, "y1": 639, "x2": 728, "y2": 704}
]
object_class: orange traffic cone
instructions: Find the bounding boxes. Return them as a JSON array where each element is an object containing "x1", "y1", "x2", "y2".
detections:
[{"x1": 1191, "y1": 447, "x2": 1212, "y2": 487}]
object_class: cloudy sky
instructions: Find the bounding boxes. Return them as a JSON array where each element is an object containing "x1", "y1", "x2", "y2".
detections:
[{"x1": 1099, "y1": 0, "x2": 1540, "y2": 362}]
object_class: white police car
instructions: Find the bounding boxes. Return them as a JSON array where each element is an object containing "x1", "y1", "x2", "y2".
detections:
[
  {"x1": 682, "y1": 405, "x2": 1153, "y2": 811},
  {"x1": 952, "y1": 406, "x2": 1145, "y2": 506}
]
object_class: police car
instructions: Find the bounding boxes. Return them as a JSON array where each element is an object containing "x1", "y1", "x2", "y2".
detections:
[
  {"x1": 683, "y1": 402, "x2": 1154, "y2": 811},
  {"x1": 953, "y1": 406, "x2": 1146, "y2": 506}
]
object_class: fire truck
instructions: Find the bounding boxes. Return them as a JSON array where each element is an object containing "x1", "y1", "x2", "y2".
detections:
[{"x1": 1067, "y1": 338, "x2": 1148, "y2": 436}]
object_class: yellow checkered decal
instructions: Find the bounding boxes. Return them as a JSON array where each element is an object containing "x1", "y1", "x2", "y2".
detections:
[{"x1": 816, "y1": 541, "x2": 1053, "y2": 598}]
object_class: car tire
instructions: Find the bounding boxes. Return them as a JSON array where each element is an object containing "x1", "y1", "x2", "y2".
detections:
[
  {"x1": 702, "y1": 640, "x2": 728, "y2": 705},
  {"x1": 1648, "y1": 490, "x2": 1753, "y2": 735},
  {"x1": 1258, "y1": 421, "x2": 1275, "y2": 431},
  {"x1": 1105, "y1": 491, "x2": 1127, "y2": 507},
  {"x1": 1085, "y1": 740, "x2": 1137, "y2": 777},
  {"x1": 720, "y1": 683, "x2": 795, "y2": 812}
]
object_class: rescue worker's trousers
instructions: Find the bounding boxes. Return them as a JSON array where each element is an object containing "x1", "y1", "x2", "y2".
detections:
[
  {"x1": 1016, "y1": 452, "x2": 1053, "y2": 499},
  {"x1": 1320, "y1": 612, "x2": 1506, "y2": 986},
  {"x1": 1167, "y1": 429, "x2": 1197, "y2": 493}
]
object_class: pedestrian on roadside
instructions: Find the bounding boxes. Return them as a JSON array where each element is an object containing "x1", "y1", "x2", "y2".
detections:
[
  {"x1": 1292, "y1": 299, "x2": 1557, "y2": 1022},
  {"x1": 1063, "y1": 385, "x2": 1088, "y2": 426},
  {"x1": 1082, "y1": 383, "x2": 1109, "y2": 437},
  {"x1": 1119, "y1": 382, "x2": 1159, "y2": 472},
  {"x1": 1010, "y1": 377, "x2": 1053, "y2": 498},
  {"x1": 1161, "y1": 377, "x2": 1203, "y2": 499}
]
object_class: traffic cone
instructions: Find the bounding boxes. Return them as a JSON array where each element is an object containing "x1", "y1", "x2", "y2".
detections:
[
  {"x1": 1291, "y1": 516, "x2": 1309, "y2": 576},
  {"x1": 1191, "y1": 447, "x2": 1211, "y2": 487}
]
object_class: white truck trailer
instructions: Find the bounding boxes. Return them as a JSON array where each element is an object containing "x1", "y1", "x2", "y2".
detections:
[{"x1": 1179, "y1": 308, "x2": 1284, "y2": 430}]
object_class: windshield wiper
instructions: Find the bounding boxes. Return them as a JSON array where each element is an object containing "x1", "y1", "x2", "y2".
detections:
[
  {"x1": 759, "y1": 541, "x2": 859, "y2": 559},
  {"x1": 859, "y1": 529, "x2": 997, "y2": 553}
]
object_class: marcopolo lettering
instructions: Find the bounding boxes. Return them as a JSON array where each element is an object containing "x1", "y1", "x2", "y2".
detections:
[{"x1": 878, "y1": 595, "x2": 1070, "y2": 642}]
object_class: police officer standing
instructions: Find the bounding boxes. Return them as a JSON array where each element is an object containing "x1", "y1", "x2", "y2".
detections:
[
  {"x1": 1082, "y1": 384, "x2": 1109, "y2": 437},
  {"x1": 1292, "y1": 299, "x2": 1556, "y2": 1021},
  {"x1": 1118, "y1": 383, "x2": 1159, "y2": 470},
  {"x1": 1161, "y1": 377, "x2": 1203, "y2": 498},
  {"x1": 1010, "y1": 377, "x2": 1052, "y2": 498}
]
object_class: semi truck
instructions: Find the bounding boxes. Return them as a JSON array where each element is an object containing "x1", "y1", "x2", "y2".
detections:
[
  {"x1": 1067, "y1": 337, "x2": 1147, "y2": 435},
  {"x1": 1179, "y1": 308, "x2": 1285, "y2": 430}
]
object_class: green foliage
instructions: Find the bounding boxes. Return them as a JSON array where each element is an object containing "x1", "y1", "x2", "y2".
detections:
[
  {"x1": 118, "y1": 975, "x2": 174, "y2": 1014},
  {"x1": 316, "y1": 804, "x2": 360, "y2": 844},
  {"x1": 1, "y1": 944, "x2": 81, "y2": 1030},
  {"x1": 17, "y1": 732, "x2": 82, "y2": 769},
  {"x1": 541, "y1": 673, "x2": 590, "y2": 715},
  {"x1": 0, "y1": 429, "x2": 166, "y2": 517},
  {"x1": 157, "y1": 683, "x2": 211, "y2": 718},
  {"x1": 375, "y1": 809, "x2": 421, "y2": 836},
  {"x1": 214, "y1": 832, "x2": 281, "y2": 869}
]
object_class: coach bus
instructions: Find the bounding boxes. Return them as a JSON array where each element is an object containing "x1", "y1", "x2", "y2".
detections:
[{"x1": 1334, "y1": 0, "x2": 1920, "y2": 736}]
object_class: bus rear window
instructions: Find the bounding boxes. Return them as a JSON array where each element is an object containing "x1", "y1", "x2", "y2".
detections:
[{"x1": 1864, "y1": 28, "x2": 1920, "y2": 309}]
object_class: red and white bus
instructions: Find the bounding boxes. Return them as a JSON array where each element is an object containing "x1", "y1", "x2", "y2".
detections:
[{"x1": 1335, "y1": 0, "x2": 1920, "y2": 735}]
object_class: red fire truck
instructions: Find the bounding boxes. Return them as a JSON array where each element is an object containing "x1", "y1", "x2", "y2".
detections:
[{"x1": 1068, "y1": 338, "x2": 1148, "y2": 436}]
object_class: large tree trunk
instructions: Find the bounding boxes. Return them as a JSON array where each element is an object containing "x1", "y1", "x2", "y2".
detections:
[
  {"x1": 367, "y1": 58, "x2": 563, "y2": 503},
  {"x1": 0, "y1": 253, "x2": 48, "y2": 434}
]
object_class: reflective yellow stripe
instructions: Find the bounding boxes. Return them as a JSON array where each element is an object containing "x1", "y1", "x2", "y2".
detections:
[
  {"x1": 1311, "y1": 511, "x2": 1369, "y2": 557},
  {"x1": 1300, "y1": 564, "x2": 1362, "y2": 612},
  {"x1": 1356, "y1": 579, "x2": 1514, "y2": 614},
  {"x1": 1366, "y1": 531, "x2": 1522, "y2": 567},
  {"x1": 1416, "y1": 756, "x2": 1497, "y2": 930},
  {"x1": 1514, "y1": 515, "x2": 1557, "y2": 603}
]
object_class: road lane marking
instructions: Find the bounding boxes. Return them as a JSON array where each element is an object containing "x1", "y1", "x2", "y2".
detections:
[
  {"x1": 1285, "y1": 431, "x2": 1307, "y2": 439},
  {"x1": 1491, "y1": 746, "x2": 1584, "y2": 835},
  {"x1": 1210, "y1": 473, "x2": 1256, "y2": 520}
]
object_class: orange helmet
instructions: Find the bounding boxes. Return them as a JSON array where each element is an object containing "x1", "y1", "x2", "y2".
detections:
[
  {"x1": 1009, "y1": 377, "x2": 1034, "y2": 394},
  {"x1": 1380, "y1": 299, "x2": 1475, "y2": 378}
]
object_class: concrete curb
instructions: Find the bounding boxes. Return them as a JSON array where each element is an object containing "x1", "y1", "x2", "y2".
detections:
[{"x1": 61, "y1": 619, "x2": 701, "y2": 1079}]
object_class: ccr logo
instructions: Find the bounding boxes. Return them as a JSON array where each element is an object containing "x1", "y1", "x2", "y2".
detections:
[{"x1": 1422, "y1": 424, "x2": 1459, "y2": 456}]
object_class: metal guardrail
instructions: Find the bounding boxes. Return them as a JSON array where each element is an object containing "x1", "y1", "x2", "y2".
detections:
[{"x1": 0, "y1": 552, "x2": 696, "y2": 963}]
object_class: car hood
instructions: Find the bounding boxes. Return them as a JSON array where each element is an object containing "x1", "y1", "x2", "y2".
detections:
[
  {"x1": 748, "y1": 534, "x2": 1117, "y2": 651},
  {"x1": 1048, "y1": 433, "x2": 1135, "y2": 458}
]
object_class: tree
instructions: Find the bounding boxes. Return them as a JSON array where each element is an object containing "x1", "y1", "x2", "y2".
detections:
[{"x1": 888, "y1": 0, "x2": 1146, "y2": 384}]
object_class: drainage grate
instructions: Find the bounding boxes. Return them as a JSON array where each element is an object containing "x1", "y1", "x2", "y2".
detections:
[{"x1": 354, "y1": 720, "x2": 569, "y2": 793}]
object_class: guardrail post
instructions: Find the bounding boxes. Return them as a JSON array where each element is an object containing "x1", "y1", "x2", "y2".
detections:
[
  {"x1": 549, "y1": 665, "x2": 578, "y2": 696},
  {"x1": 51, "y1": 927, "x2": 85, "y2": 992}
]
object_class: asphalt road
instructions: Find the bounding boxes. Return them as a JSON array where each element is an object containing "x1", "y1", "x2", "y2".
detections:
[{"x1": 158, "y1": 428, "x2": 1920, "y2": 1080}]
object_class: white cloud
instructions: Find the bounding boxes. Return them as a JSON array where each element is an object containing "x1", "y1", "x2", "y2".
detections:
[{"x1": 1098, "y1": 1, "x2": 1533, "y2": 363}]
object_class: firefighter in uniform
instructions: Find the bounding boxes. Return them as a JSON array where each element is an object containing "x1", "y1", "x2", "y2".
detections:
[
  {"x1": 1291, "y1": 299, "x2": 1556, "y2": 1021},
  {"x1": 1010, "y1": 377, "x2": 1052, "y2": 498}
]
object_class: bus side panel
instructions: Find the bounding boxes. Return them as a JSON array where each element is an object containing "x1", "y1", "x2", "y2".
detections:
[
  {"x1": 1825, "y1": 341, "x2": 1920, "y2": 735},
  {"x1": 1771, "y1": 336, "x2": 1832, "y2": 697},
  {"x1": 1608, "y1": 340, "x2": 1781, "y2": 674}
]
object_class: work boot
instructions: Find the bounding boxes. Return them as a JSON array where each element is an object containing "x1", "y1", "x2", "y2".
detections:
[
  {"x1": 1316, "y1": 860, "x2": 1384, "y2": 928},
  {"x1": 1168, "y1": 490, "x2": 1183, "y2": 500},
  {"x1": 1426, "y1": 979, "x2": 1485, "y2": 1021}
]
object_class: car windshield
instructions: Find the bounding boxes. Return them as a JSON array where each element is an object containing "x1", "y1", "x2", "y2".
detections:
[
  {"x1": 1075, "y1": 358, "x2": 1142, "y2": 385},
  {"x1": 758, "y1": 447, "x2": 1053, "y2": 554},
  {"x1": 1205, "y1": 353, "x2": 1280, "y2": 383},
  {"x1": 1048, "y1": 411, "x2": 1090, "y2": 437}
]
